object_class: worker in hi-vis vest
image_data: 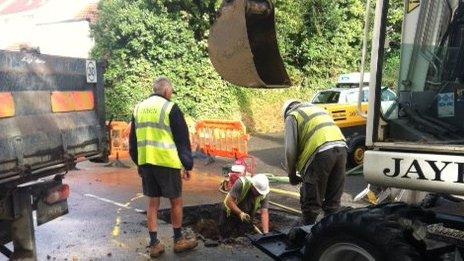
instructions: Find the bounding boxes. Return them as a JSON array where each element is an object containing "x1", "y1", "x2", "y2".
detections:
[
  {"x1": 220, "y1": 173, "x2": 270, "y2": 237},
  {"x1": 282, "y1": 100, "x2": 347, "y2": 225},
  {"x1": 129, "y1": 77, "x2": 197, "y2": 258}
]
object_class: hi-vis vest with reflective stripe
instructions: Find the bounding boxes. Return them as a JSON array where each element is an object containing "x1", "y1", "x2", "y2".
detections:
[
  {"x1": 289, "y1": 105, "x2": 345, "y2": 172},
  {"x1": 134, "y1": 95, "x2": 182, "y2": 169},
  {"x1": 224, "y1": 177, "x2": 263, "y2": 217}
]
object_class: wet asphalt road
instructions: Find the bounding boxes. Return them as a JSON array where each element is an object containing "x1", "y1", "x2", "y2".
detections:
[{"x1": 1, "y1": 133, "x2": 367, "y2": 260}]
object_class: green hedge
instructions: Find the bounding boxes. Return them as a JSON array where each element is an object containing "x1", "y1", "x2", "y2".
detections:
[{"x1": 91, "y1": 0, "x2": 403, "y2": 133}]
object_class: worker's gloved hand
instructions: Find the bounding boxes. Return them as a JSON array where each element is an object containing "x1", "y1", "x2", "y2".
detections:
[
  {"x1": 239, "y1": 212, "x2": 251, "y2": 223},
  {"x1": 289, "y1": 175, "x2": 302, "y2": 185}
]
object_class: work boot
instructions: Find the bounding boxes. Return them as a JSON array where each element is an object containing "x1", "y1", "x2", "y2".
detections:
[
  {"x1": 173, "y1": 236, "x2": 198, "y2": 253},
  {"x1": 149, "y1": 242, "x2": 165, "y2": 258}
]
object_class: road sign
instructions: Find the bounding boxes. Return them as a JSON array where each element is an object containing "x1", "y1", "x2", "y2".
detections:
[{"x1": 86, "y1": 60, "x2": 97, "y2": 83}]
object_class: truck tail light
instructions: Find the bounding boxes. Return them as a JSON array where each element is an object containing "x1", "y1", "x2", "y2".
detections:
[{"x1": 45, "y1": 184, "x2": 70, "y2": 205}]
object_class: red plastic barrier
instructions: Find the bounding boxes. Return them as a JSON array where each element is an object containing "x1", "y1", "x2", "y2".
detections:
[{"x1": 195, "y1": 120, "x2": 249, "y2": 159}]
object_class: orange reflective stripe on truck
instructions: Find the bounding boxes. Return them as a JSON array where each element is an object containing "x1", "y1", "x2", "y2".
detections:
[
  {"x1": 51, "y1": 91, "x2": 94, "y2": 112},
  {"x1": 73, "y1": 91, "x2": 95, "y2": 111},
  {"x1": 0, "y1": 92, "x2": 15, "y2": 118}
]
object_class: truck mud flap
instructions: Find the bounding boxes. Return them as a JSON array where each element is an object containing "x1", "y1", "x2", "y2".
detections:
[
  {"x1": 248, "y1": 232, "x2": 303, "y2": 260},
  {"x1": 208, "y1": 0, "x2": 291, "y2": 88}
]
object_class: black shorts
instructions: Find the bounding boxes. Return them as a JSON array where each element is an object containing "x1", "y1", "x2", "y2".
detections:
[{"x1": 139, "y1": 165, "x2": 182, "y2": 198}]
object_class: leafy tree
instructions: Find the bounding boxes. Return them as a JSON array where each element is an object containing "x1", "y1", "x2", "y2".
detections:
[
  {"x1": 91, "y1": 0, "x2": 239, "y2": 121},
  {"x1": 91, "y1": 0, "x2": 404, "y2": 131}
]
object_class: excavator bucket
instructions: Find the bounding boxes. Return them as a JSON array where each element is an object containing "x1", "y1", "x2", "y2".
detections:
[{"x1": 208, "y1": 0, "x2": 291, "y2": 88}]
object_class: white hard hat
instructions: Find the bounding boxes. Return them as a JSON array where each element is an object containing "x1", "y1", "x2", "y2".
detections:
[
  {"x1": 281, "y1": 99, "x2": 301, "y2": 119},
  {"x1": 250, "y1": 174, "x2": 270, "y2": 196},
  {"x1": 231, "y1": 164, "x2": 246, "y2": 173}
]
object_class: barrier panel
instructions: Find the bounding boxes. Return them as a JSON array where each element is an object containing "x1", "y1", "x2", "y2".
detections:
[
  {"x1": 195, "y1": 120, "x2": 249, "y2": 160},
  {"x1": 108, "y1": 121, "x2": 130, "y2": 158}
]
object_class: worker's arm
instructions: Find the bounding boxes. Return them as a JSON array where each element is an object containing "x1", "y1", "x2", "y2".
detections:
[
  {"x1": 261, "y1": 209, "x2": 269, "y2": 234},
  {"x1": 260, "y1": 196, "x2": 270, "y2": 233},
  {"x1": 226, "y1": 179, "x2": 248, "y2": 219},
  {"x1": 169, "y1": 104, "x2": 193, "y2": 171},
  {"x1": 128, "y1": 116, "x2": 138, "y2": 164},
  {"x1": 225, "y1": 194, "x2": 243, "y2": 217},
  {"x1": 284, "y1": 117, "x2": 302, "y2": 185}
]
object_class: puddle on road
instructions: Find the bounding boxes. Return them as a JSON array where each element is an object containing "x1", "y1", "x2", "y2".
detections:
[{"x1": 157, "y1": 203, "x2": 301, "y2": 245}]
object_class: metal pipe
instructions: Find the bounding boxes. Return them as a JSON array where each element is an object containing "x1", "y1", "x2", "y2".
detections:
[
  {"x1": 269, "y1": 201, "x2": 302, "y2": 215},
  {"x1": 357, "y1": 0, "x2": 371, "y2": 119},
  {"x1": 253, "y1": 224, "x2": 263, "y2": 234},
  {"x1": 346, "y1": 165, "x2": 363, "y2": 176},
  {"x1": 76, "y1": 154, "x2": 103, "y2": 163},
  {"x1": 270, "y1": 188, "x2": 299, "y2": 198},
  {"x1": 30, "y1": 163, "x2": 67, "y2": 175}
]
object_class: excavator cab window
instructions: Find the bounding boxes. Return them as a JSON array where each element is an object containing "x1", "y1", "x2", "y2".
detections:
[{"x1": 375, "y1": 0, "x2": 464, "y2": 149}]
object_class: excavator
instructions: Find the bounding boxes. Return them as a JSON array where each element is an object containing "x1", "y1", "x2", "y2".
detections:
[{"x1": 209, "y1": 0, "x2": 464, "y2": 260}]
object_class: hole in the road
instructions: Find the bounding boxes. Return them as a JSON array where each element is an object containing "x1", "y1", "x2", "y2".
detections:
[{"x1": 157, "y1": 203, "x2": 301, "y2": 244}]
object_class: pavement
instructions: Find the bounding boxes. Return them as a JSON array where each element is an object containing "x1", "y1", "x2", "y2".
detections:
[{"x1": 1, "y1": 133, "x2": 368, "y2": 260}]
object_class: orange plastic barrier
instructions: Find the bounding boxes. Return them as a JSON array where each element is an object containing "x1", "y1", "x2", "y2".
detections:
[
  {"x1": 51, "y1": 91, "x2": 94, "y2": 112},
  {"x1": 195, "y1": 120, "x2": 249, "y2": 159},
  {"x1": 108, "y1": 121, "x2": 129, "y2": 158},
  {"x1": 0, "y1": 92, "x2": 15, "y2": 118}
]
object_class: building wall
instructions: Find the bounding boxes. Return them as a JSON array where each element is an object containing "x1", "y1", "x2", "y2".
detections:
[{"x1": 0, "y1": 0, "x2": 98, "y2": 58}]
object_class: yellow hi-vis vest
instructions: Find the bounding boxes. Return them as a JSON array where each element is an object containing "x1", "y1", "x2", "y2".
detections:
[
  {"x1": 224, "y1": 177, "x2": 264, "y2": 217},
  {"x1": 134, "y1": 95, "x2": 182, "y2": 169},
  {"x1": 289, "y1": 105, "x2": 345, "y2": 173}
]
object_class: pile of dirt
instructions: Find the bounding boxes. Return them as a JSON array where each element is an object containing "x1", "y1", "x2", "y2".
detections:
[{"x1": 193, "y1": 218, "x2": 221, "y2": 240}]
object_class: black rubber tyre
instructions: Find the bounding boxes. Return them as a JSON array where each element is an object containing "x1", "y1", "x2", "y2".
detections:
[
  {"x1": 306, "y1": 203, "x2": 435, "y2": 261},
  {"x1": 347, "y1": 135, "x2": 366, "y2": 167}
]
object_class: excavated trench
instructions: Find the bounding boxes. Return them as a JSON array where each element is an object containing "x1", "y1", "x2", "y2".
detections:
[{"x1": 158, "y1": 203, "x2": 301, "y2": 246}]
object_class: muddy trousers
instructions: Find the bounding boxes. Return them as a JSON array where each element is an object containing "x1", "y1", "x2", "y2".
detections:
[{"x1": 299, "y1": 147, "x2": 347, "y2": 225}]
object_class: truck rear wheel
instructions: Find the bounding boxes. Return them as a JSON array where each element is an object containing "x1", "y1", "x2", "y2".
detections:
[{"x1": 306, "y1": 203, "x2": 433, "y2": 261}]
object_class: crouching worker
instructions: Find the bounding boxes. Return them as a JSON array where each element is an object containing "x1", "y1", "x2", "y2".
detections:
[{"x1": 220, "y1": 174, "x2": 270, "y2": 237}]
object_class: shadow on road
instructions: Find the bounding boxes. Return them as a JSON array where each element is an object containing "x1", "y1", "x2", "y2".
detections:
[
  {"x1": 251, "y1": 133, "x2": 284, "y2": 145},
  {"x1": 250, "y1": 147, "x2": 285, "y2": 169}
]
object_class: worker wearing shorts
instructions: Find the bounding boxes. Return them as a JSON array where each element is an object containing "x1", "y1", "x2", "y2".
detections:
[{"x1": 129, "y1": 77, "x2": 197, "y2": 258}]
